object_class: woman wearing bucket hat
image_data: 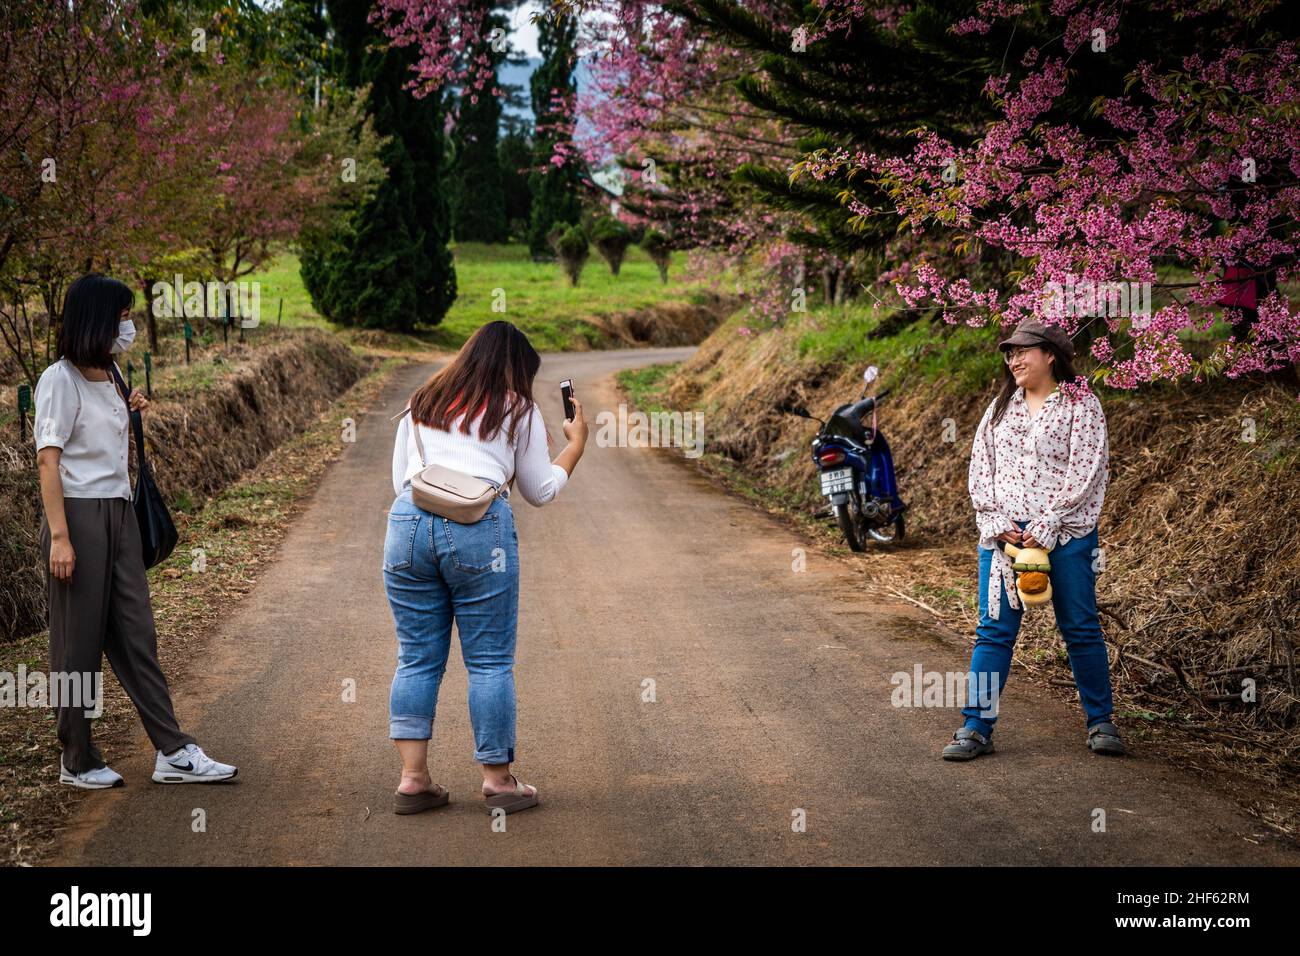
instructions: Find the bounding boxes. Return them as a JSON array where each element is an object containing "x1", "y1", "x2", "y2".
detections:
[{"x1": 941, "y1": 318, "x2": 1125, "y2": 760}]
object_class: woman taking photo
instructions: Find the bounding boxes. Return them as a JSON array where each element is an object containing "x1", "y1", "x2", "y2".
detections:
[
  {"x1": 35, "y1": 274, "x2": 237, "y2": 788},
  {"x1": 385, "y1": 320, "x2": 588, "y2": 815},
  {"x1": 942, "y1": 318, "x2": 1125, "y2": 760}
]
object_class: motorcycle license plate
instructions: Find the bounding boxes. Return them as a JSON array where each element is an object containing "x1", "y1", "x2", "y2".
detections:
[{"x1": 820, "y1": 467, "x2": 854, "y2": 495}]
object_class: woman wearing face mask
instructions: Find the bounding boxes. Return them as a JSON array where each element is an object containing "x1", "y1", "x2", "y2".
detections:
[
  {"x1": 34, "y1": 274, "x2": 237, "y2": 788},
  {"x1": 941, "y1": 318, "x2": 1124, "y2": 761}
]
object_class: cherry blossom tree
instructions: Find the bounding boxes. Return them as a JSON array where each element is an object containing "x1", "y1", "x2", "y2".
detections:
[
  {"x1": 800, "y1": 0, "x2": 1300, "y2": 387},
  {"x1": 196, "y1": 0, "x2": 1300, "y2": 386}
]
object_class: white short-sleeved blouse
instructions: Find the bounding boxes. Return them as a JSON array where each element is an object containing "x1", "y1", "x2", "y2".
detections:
[{"x1": 34, "y1": 358, "x2": 131, "y2": 500}]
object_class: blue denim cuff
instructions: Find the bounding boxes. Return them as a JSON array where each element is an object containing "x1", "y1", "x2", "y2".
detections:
[{"x1": 389, "y1": 715, "x2": 433, "y2": 740}]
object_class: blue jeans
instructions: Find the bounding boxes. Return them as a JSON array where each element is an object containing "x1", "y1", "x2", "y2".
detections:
[
  {"x1": 383, "y1": 488, "x2": 520, "y2": 764},
  {"x1": 961, "y1": 523, "x2": 1113, "y2": 737}
]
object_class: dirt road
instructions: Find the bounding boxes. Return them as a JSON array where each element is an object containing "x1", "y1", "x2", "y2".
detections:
[{"x1": 52, "y1": 349, "x2": 1297, "y2": 865}]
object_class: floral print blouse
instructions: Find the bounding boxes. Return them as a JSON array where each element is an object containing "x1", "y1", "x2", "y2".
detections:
[{"x1": 968, "y1": 385, "x2": 1108, "y2": 618}]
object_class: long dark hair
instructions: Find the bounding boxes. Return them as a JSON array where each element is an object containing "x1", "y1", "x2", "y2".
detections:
[
  {"x1": 56, "y1": 274, "x2": 134, "y2": 369},
  {"x1": 990, "y1": 341, "x2": 1079, "y2": 426},
  {"x1": 409, "y1": 321, "x2": 541, "y2": 444}
]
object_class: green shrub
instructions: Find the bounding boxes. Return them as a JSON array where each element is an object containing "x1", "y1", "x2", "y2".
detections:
[
  {"x1": 591, "y1": 215, "x2": 633, "y2": 276},
  {"x1": 555, "y1": 225, "x2": 590, "y2": 286},
  {"x1": 640, "y1": 229, "x2": 672, "y2": 283}
]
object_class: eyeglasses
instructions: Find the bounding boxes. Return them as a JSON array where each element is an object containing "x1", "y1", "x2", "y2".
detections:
[{"x1": 1003, "y1": 346, "x2": 1040, "y2": 364}]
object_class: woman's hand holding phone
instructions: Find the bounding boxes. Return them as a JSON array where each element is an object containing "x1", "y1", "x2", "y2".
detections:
[
  {"x1": 552, "y1": 390, "x2": 588, "y2": 478},
  {"x1": 562, "y1": 395, "x2": 588, "y2": 446}
]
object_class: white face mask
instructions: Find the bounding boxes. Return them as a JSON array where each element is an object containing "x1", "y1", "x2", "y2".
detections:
[{"x1": 111, "y1": 318, "x2": 137, "y2": 354}]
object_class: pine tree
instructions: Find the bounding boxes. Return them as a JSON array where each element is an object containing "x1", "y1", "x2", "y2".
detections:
[
  {"x1": 450, "y1": 3, "x2": 509, "y2": 243},
  {"x1": 671, "y1": 0, "x2": 1285, "y2": 260},
  {"x1": 498, "y1": 116, "x2": 534, "y2": 242},
  {"x1": 658, "y1": 0, "x2": 1004, "y2": 257},
  {"x1": 526, "y1": 13, "x2": 583, "y2": 257},
  {"x1": 300, "y1": 0, "x2": 456, "y2": 330}
]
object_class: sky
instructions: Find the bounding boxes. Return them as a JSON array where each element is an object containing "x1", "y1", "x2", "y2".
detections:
[{"x1": 509, "y1": 1, "x2": 543, "y2": 60}]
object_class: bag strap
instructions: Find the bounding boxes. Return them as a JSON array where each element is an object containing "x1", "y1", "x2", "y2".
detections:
[
  {"x1": 397, "y1": 406, "x2": 514, "y2": 497},
  {"x1": 406, "y1": 408, "x2": 428, "y2": 468},
  {"x1": 108, "y1": 362, "x2": 148, "y2": 478}
]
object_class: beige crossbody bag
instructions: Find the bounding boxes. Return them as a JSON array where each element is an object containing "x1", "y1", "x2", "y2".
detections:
[{"x1": 397, "y1": 409, "x2": 510, "y2": 523}]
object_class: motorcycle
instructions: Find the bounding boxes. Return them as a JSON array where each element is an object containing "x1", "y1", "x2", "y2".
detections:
[{"x1": 776, "y1": 366, "x2": 906, "y2": 551}]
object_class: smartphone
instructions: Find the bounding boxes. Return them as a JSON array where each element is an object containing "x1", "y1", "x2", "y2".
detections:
[{"x1": 560, "y1": 380, "x2": 575, "y2": 421}]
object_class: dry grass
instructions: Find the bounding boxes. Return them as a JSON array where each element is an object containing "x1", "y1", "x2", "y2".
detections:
[
  {"x1": 635, "y1": 318, "x2": 1300, "y2": 839},
  {"x1": 0, "y1": 331, "x2": 368, "y2": 645},
  {"x1": 0, "y1": 355, "x2": 410, "y2": 865},
  {"x1": 585, "y1": 293, "x2": 739, "y2": 349}
]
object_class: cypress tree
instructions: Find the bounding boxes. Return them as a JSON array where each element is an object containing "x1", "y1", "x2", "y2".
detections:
[
  {"x1": 526, "y1": 13, "x2": 583, "y2": 257},
  {"x1": 498, "y1": 117, "x2": 534, "y2": 242},
  {"x1": 300, "y1": 0, "x2": 456, "y2": 330},
  {"x1": 450, "y1": 3, "x2": 509, "y2": 243}
]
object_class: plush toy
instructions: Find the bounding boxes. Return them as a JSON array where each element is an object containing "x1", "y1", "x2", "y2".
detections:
[{"x1": 1002, "y1": 542, "x2": 1052, "y2": 606}]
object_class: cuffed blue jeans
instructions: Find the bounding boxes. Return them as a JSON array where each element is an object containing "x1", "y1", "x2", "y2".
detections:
[
  {"x1": 962, "y1": 523, "x2": 1114, "y2": 737},
  {"x1": 383, "y1": 489, "x2": 520, "y2": 764}
]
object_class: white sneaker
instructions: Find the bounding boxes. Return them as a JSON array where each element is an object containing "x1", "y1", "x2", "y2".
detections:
[
  {"x1": 60, "y1": 761, "x2": 125, "y2": 789},
  {"x1": 151, "y1": 743, "x2": 237, "y2": 784}
]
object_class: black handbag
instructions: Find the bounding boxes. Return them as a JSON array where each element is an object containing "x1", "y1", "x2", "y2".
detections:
[{"x1": 109, "y1": 363, "x2": 178, "y2": 568}]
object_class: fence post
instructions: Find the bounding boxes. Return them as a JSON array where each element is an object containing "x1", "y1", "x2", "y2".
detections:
[
  {"x1": 144, "y1": 351, "x2": 153, "y2": 399},
  {"x1": 277, "y1": 297, "x2": 283, "y2": 327},
  {"x1": 184, "y1": 319, "x2": 192, "y2": 365},
  {"x1": 17, "y1": 383, "x2": 31, "y2": 441}
]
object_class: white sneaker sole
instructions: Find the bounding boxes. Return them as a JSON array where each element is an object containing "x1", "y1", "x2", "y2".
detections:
[
  {"x1": 59, "y1": 772, "x2": 124, "y2": 790},
  {"x1": 151, "y1": 767, "x2": 238, "y2": 784}
]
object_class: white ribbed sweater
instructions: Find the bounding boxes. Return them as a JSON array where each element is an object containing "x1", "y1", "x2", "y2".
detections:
[{"x1": 391, "y1": 400, "x2": 568, "y2": 506}]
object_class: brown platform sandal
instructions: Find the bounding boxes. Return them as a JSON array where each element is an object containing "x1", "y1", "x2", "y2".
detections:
[
  {"x1": 483, "y1": 774, "x2": 539, "y2": 815},
  {"x1": 393, "y1": 784, "x2": 450, "y2": 815}
]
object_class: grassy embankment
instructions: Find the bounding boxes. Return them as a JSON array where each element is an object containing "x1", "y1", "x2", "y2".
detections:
[
  {"x1": 621, "y1": 302, "x2": 1300, "y2": 840},
  {"x1": 250, "y1": 242, "x2": 732, "y2": 353},
  {"x1": 1, "y1": 241, "x2": 727, "y2": 639},
  {"x1": 0, "y1": 352, "x2": 404, "y2": 864},
  {"x1": 0, "y1": 241, "x2": 727, "y2": 862}
]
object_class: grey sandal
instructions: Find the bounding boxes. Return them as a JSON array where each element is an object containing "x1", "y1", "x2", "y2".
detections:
[
  {"x1": 942, "y1": 727, "x2": 995, "y2": 761},
  {"x1": 393, "y1": 784, "x2": 450, "y2": 815},
  {"x1": 1087, "y1": 721, "x2": 1126, "y2": 755}
]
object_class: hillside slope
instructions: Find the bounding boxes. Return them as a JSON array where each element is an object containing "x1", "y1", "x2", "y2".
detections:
[
  {"x1": 0, "y1": 332, "x2": 366, "y2": 645},
  {"x1": 627, "y1": 307, "x2": 1300, "y2": 835}
]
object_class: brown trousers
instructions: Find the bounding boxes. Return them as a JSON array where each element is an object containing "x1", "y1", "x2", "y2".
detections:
[{"x1": 42, "y1": 498, "x2": 194, "y2": 773}]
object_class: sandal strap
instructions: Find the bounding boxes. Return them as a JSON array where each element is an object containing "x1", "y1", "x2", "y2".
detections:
[
  {"x1": 954, "y1": 727, "x2": 990, "y2": 745},
  {"x1": 484, "y1": 773, "x2": 535, "y2": 797}
]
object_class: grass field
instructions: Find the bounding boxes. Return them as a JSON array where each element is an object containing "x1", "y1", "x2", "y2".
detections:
[
  {"x1": 2, "y1": 241, "x2": 720, "y2": 447},
  {"x1": 246, "y1": 241, "x2": 720, "y2": 352}
]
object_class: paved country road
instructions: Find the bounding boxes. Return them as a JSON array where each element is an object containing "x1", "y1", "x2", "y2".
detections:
[{"x1": 51, "y1": 349, "x2": 1298, "y2": 866}]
